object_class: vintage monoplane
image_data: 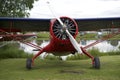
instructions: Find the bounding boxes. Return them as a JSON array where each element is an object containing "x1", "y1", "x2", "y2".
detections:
[{"x1": 0, "y1": 16, "x2": 120, "y2": 69}]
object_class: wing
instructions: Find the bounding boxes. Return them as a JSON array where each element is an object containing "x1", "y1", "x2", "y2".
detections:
[
  {"x1": 75, "y1": 17, "x2": 120, "y2": 31},
  {"x1": 0, "y1": 18, "x2": 50, "y2": 32},
  {"x1": 0, "y1": 17, "x2": 120, "y2": 32}
]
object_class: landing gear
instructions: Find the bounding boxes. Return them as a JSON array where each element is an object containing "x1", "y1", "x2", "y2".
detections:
[
  {"x1": 26, "y1": 58, "x2": 32, "y2": 69},
  {"x1": 26, "y1": 49, "x2": 44, "y2": 69},
  {"x1": 81, "y1": 47, "x2": 100, "y2": 69},
  {"x1": 93, "y1": 57, "x2": 100, "y2": 69}
]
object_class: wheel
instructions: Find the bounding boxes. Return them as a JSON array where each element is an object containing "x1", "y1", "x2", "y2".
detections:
[
  {"x1": 93, "y1": 57, "x2": 100, "y2": 69},
  {"x1": 26, "y1": 58, "x2": 32, "y2": 69}
]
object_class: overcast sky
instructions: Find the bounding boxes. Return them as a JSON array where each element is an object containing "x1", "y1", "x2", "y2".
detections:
[{"x1": 29, "y1": 0, "x2": 120, "y2": 19}]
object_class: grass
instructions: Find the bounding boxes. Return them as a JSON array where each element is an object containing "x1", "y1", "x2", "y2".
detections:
[
  {"x1": 36, "y1": 32, "x2": 50, "y2": 40},
  {"x1": 78, "y1": 33, "x2": 97, "y2": 40},
  {"x1": 36, "y1": 32, "x2": 120, "y2": 40},
  {"x1": 0, "y1": 32, "x2": 120, "y2": 80},
  {"x1": 0, "y1": 55, "x2": 120, "y2": 80}
]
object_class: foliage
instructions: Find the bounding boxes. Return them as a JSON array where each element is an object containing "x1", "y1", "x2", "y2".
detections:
[
  {"x1": 0, "y1": 0, "x2": 38, "y2": 17},
  {"x1": 67, "y1": 48, "x2": 120, "y2": 60},
  {"x1": 0, "y1": 43, "x2": 33, "y2": 59},
  {"x1": 107, "y1": 50, "x2": 120, "y2": 55},
  {"x1": 45, "y1": 54, "x2": 59, "y2": 60}
]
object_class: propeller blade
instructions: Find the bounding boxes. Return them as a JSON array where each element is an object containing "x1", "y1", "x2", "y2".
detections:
[
  {"x1": 46, "y1": 1, "x2": 64, "y2": 26},
  {"x1": 66, "y1": 29, "x2": 82, "y2": 54},
  {"x1": 46, "y1": 1, "x2": 82, "y2": 54}
]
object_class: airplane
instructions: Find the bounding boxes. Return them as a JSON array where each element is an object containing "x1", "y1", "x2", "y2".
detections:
[{"x1": 0, "y1": 16, "x2": 120, "y2": 70}]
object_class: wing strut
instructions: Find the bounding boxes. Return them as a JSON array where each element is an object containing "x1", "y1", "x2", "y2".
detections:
[{"x1": 83, "y1": 31, "x2": 120, "y2": 49}]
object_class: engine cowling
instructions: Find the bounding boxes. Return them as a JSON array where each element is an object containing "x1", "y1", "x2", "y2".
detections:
[
  {"x1": 50, "y1": 16, "x2": 78, "y2": 40},
  {"x1": 43, "y1": 16, "x2": 79, "y2": 54}
]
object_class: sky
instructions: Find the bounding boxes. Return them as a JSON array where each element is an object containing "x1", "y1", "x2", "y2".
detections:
[{"x1": 29, "y1": 0, "x2": 120, "y2": 19}]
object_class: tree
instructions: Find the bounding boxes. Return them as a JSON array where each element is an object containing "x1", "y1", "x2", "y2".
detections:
[{"x1": 0, "y1": 0, "x2": 38, "y2": 17}]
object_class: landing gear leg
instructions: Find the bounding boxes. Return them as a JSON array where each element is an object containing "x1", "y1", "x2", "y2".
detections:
[
  {"x1": 80, "y1": 47, "x2": 100, "y2": 69},
  {"x1": 26, "y1": 49, "x2": 44, "y2": 69}
]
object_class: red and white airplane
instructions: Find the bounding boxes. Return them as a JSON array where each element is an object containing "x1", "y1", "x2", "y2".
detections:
[
  {"x1": 1, "y1": 1, "x2": 120, "y2": 69},
  {"x1": 0, "y1": 16, "x2": 120, "y2": 69}
]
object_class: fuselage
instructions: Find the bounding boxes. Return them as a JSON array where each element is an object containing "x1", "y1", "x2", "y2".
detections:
[{"x1": 42, "y1": 16, "x2": 78, "y2": 56}]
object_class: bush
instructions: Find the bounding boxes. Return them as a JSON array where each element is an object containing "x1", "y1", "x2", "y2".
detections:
[
  {"x1": 107, "y1": 51, "x2": 120, "y2": 55},
  {"x1": 67, "y1": 48, "x2": 120, "y2": 60},
  {"x1": 67, "y1": 54, "x2": 89, "y2": 60},
  {"x1": 0, "y1": 43, "x2": 33, "y2": 59},
  {"x1": 45, "y1": 54, "x2": 59, "y2": 60}
]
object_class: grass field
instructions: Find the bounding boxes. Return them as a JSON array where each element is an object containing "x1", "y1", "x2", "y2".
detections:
[{"x1": 0, "y1": 55, "x2": 120, "y2": 80}]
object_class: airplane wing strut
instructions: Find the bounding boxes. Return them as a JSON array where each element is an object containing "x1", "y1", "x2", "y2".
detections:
[{"x1": 83, "y1": 32, "x2": 120, "y2": 49}]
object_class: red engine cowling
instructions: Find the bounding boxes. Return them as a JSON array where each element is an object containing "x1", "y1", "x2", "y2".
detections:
[
  {"x1": 50, "y1": 16, "x2": 78, "y2": 40},
  {"x1": 44, "y1": 16, "x2": 78, "y2": 55}
]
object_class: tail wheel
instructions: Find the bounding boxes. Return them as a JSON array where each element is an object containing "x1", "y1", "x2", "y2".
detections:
[
  {"x1": 93, "y1": 57, "x2": 100, "y2": 69},
  {"x1": 26, "y1": 58, "x2": 32, "y2": 69}
]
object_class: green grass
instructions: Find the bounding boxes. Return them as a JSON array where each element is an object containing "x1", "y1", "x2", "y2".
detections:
[
  {"x1": 0, "y1": 55, "x2": 120, "y2": 80},
  {"x1": 37, "y1": 32, "x2": 50, "y2": 40},
  {"x1": 36, "y1": 32, "x2": 120, "y2": 40},
  {"x1": 78, "y1": 33, "x2": 97, "y2": 40}
]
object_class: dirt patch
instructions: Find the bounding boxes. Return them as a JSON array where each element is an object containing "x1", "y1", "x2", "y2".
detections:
[{"x1": 60, "y1": 70, "x2": 85, "y2": 74}]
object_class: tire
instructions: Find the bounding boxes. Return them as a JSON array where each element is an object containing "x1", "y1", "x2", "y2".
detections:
[
  {"x1": 26, "y1": 58, "x2": 32, "y2": 69},
  {"x1": 93, "y1": 57, "x2": 100, "y2": 69}
]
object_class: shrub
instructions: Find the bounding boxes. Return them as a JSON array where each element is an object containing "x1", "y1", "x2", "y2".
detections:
[
  {"x1": 67, "y1": 48, "x2": 120, "y2": 60},
  {"x1": 0, "y1": 43, "x2": 33, "y2": 59}
]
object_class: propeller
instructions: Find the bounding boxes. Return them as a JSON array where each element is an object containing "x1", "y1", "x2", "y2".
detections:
[
  {"x1": 46, "y1": 1, "x2": 82, "y2": 54},
  {"x1": 65, "y1": 29, "x2": 82, "y2": 53}
]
